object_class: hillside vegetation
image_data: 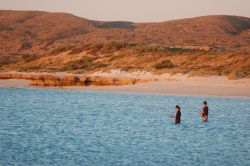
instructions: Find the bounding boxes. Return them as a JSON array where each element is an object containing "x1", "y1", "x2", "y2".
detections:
[
  {"x1": 2, "y1": 42, "x2": 249, "y2": 79},
  {"x1": 0, "y1": 10, "x2": 250, "y2": 79}
]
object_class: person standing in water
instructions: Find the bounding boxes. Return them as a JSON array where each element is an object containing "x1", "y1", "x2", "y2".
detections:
[
  {"x1": 169, "y1": 105, "x2": 181, "y2": 124},
  {"x1": 200, "y1": 101, "x2": 209, "y2": 122}
]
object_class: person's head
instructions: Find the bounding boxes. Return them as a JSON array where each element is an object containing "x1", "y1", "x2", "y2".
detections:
[
  {"x1": 203, "y1": 101, "x2": 207, "y2": 107},
  {"x1": 175, "y1": 105, "x2": 180, "y2": 112}
]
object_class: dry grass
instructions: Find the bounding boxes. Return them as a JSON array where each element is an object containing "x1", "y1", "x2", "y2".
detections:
[{"x1": 2, "y1": 42, "x2": 249, "y2": 79}]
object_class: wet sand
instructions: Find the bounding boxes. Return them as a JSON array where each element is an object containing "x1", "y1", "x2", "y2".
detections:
[{"x1": 0, "y1": 79, "x2": 30, "y2": 88}]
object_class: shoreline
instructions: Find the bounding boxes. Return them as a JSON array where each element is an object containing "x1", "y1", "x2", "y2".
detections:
[{"x1": 1, "y1": 75, "x2": 250, "y2": 97}]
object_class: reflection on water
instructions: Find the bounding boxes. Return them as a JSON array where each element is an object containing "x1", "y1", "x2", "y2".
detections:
[{"x1": 0, "y1": 88, "x2": 250, "y2": 166}]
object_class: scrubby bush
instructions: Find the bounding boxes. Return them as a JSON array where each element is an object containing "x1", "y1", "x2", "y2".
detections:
[
  {"x1": 21, "y1": 42, "x2": 32, "y2": 49},
  {"x1": 69, "y1": 46, "x2": 85, "y2": 55},
  {"x1": 226, "y1": 66, "x2": 250, "y2": 79},
  {"x1": 72, "y1": 27, "x2": 86, "y2": 35},
  {"x1": 90, "y1": 43, "x2": 104, "y2": 52},
  {"x1": 64, "y1": 58, "x2": 92, "y2": 70},
  {"x1": 134, "y1": 44, "x2": 166, "y2": 53},
  {"x1": 154, "y1": 59, "x2": 176, "y2": 69},
  {"x1": 0, "y1": 54, "x2": 21, "y2": 67},
  {"x1": 166, "y1": 47, "x2": 189, "y2": 53},
  {"x1": 50, "y1": 46, "x2": 73, "y2": 55},
  {"x1": 17, "y1": 65, "x2": 41, "y2": 71},
  {"x1": 0, "y1": 24, "x2": 13, "y2": 31},
  {"x1": 22, "y1": 54, "x2": 39, "y2": 62},
  {"x1": 103, "y1": 41, "x2": 128, "y2": 50}
]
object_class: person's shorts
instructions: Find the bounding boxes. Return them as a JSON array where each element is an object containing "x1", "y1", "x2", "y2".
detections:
[{"x1": 202, "y1": 116, "x2": 208, "y2": 121}]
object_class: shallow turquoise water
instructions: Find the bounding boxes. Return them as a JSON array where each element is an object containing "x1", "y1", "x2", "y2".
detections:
[{"x1": 0, "y1": 88, "x2": 250, "y2": 166}]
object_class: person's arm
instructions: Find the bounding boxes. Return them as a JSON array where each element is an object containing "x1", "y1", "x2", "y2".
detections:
[
  {"x1": 169, "y1": 115, "x2": 176, "y2": 118},
  {"x1": 199, "y1": 110, "x2": 204, "y2": 115}
]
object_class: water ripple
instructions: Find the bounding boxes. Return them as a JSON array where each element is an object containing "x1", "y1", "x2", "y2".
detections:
[{"x1": 0, "y1": 88, "x2": 250, "y2": 166}]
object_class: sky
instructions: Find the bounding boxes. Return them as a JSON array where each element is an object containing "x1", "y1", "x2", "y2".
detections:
[{"x1": 0, "y1": 0, "x2": 250, "y2": 22}]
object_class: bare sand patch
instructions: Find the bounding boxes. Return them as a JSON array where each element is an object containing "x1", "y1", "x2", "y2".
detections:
[{"x1": 1, "y1": 71, "x2": 249, "y2": 97}]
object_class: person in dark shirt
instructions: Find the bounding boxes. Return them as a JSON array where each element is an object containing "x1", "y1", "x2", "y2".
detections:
[
  {"x1": 199, "y1": 101, "x2": 209, "y2": 122},
  {"x1": 169, "y1": 105, "x2": 181, "y2": 124}
]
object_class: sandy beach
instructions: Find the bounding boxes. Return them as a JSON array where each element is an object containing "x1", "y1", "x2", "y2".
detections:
[
  {"x1": 64, "y1": 75, "x2": 250, "y2": 97},
  {"x1": 1, "y1": 73, "x2": 250, "y2": 97}
]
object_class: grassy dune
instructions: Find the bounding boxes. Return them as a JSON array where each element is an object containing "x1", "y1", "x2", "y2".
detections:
[{"x1": 1, "y1": 42, "x2": 249, "y2": 79}]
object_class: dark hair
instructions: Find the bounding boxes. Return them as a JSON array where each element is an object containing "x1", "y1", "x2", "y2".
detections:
[
  {"x1": 203, "y1": 101, "x2": 207, "y2": 105},
  {"x1": 175, "y1": 105, "x2": 180, "y2": 111}
]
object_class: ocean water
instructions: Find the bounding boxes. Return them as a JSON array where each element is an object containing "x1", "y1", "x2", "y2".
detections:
[{"x1": 0, "y1": 88, "x2": 249, "y2": 166}]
